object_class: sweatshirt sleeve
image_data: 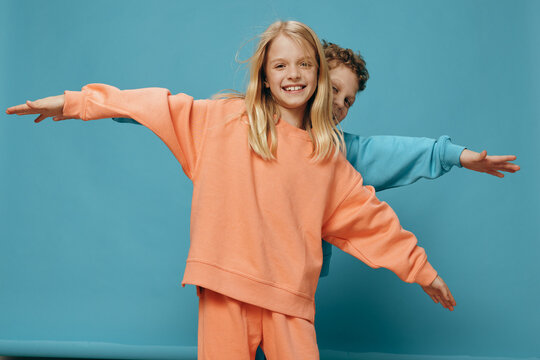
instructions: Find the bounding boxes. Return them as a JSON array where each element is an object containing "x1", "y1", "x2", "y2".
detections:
[
  {"x1": 63, "y1": 83, "x2": 210, "y2": 179},
  {"x1": 321, "y1": 176, "x2": 438, "y2": 286},
  {"x1": 343, "y1": 132, "x2": 466, "y2": 192}
]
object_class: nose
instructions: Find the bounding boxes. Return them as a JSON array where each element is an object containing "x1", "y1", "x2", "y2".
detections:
[
  {"x1": 287, "y1": 65, "x2": 300, "y2": 80},
  {"x1": 333, "y1": 95, "x2": 344, "y2": 112}
]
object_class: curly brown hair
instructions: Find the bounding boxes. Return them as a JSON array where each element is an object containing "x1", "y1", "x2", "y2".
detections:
[{"x1": 322, "y1": 40, "x2": 369, "y2": 92}]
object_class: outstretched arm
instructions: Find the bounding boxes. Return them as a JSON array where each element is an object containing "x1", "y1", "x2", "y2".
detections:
[
  {"x1": 343, "y1": 132, "x2": 519, "y2": 192},
  {"x1": 322, "y1": 176, "x2": 456, "y2": 312},
  {"x1": 344, "y1": 133, "x2": 464, "y2": 191},
  {"x1": 6, "y1": 84, "x2": 211, "y2": 179}
]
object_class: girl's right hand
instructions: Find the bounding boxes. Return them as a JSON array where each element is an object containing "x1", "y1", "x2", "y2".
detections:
[
  {"x1": 421, "y1": 275, "x2": 456, "y2": 311},
  {"x1": 5, "y1": 94, "x2": 73, "y2": 123}
]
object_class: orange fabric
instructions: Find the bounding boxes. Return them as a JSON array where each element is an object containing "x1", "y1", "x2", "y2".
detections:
[
  {"x1": 63, "y1": 84, "x2": 438, "y2": 323},
  {"x1": 197, "y1": 287, "x2": 319, "y2": 360}
]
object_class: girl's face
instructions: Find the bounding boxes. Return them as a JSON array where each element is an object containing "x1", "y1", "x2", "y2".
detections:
[
  {"x1": 329, "y1": 64, "x2": 359, "y2": 123},
  {"x1": 264, "y1": 34, "x2": 318, "y2": 117}
]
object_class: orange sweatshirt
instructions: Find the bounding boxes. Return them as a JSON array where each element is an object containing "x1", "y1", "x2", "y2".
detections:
[{"x1": 63, "y1": 84, "x2": 438, "y2": 323}]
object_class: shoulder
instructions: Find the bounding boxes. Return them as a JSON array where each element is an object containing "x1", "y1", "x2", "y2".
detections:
[
  {"x1": 323, "y1": 148, "x2": 363, "y2": 184},
  {"x1": 187, "y1": 97, "x2": 248, "y2": 133}
]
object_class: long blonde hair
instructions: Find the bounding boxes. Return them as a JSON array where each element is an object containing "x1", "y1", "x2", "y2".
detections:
[{"x1": 223, "y1": 20, "x2": 345, "y2": 161}]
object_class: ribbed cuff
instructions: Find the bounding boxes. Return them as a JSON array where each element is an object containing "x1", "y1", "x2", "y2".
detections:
[
  {"x1": 414, "y1": 260, "x2": 438, "y2": 287},
  {"x1": 443, "y1": 137, "x2": 466, "y2": 169},
  {"x1": 62, "y1": 90, "x2": 85, "y2": 119}
]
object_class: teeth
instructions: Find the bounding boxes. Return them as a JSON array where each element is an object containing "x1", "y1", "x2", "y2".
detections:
[{"x1": 285, "y1": 86, "x2": 303, "y2": 91}]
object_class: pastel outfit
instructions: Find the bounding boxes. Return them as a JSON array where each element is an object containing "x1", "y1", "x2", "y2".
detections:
[
  {"x1": 64, "y1": 84, "x2": 438, "y2": 359},
  {"x1": 113, "y1": 117, "x2": 465, "y2": 278},
  {"x1": 197, "y1": 287, "x2": 319, "y2": 359}
]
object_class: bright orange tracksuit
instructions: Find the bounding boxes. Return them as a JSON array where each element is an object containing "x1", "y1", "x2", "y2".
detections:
[{"x1": 63, "y1": 84, "x2": 438, "y2": 359}]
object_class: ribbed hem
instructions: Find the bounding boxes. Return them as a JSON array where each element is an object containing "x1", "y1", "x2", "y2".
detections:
[
  {"x1": 63, "y1": 90, "x2": 85, "y2": 119},
  {"x1": 182, "y1": 260, "x2": 316, "y2": 323}
]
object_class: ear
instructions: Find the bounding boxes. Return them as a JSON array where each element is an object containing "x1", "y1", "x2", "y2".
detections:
[{"x1": 264, "y1": 80, "x2": 270, "y2": 88}]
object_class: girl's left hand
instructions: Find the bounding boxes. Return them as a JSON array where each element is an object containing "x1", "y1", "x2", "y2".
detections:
[
  {"x1": 421, "y1": 275, "x2": 456, "y2": 311},
  {"x1": 460, "y1": 149, "x2": 520, "y2": 178},
  {"x1": 5, "y1": 94, "x2": 73, "y2": 123}
]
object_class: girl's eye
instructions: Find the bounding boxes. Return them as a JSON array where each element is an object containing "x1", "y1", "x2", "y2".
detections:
[
  {"x1": 275, "y1": 64, "x2": 285, "y2": 69},
  {"x1": 301, "y1": 62, "x2": 311, "y2": 68},
  {"x1": 332, "y1": 86, "x2": 338, "y2": 94}
]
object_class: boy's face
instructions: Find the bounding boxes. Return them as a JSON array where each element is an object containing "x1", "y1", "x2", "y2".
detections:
[
  {"x1": 329, "y1": 64, "x2": 359, "y2": 123},
  {"x1": 264, "y1": 35, "x2": 318, "y2": 116}
]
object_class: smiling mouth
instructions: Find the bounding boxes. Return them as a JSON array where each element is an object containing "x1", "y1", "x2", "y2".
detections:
[{"x1": 283, "y1": 85, "x2": 306, "y2": 92}]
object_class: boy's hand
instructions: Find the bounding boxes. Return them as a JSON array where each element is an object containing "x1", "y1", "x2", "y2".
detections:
[
  {"x1": 460, "y1": 149, "x2": 520, "y2": 178},
  {"x1": 422, "y1": 275, "x2": 456, "y2": 311},
  {"x1": 6, "y1": 94, "x2": 73, "y2": 123}
]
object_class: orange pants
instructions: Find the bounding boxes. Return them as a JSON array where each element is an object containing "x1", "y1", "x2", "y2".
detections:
[{"x1": 197, "y1": 287, "x2": 320, "y2": 360}]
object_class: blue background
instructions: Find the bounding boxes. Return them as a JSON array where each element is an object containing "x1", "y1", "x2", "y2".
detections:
[{"x1": 1, "y1": 0, "x2": 538, "y2": 359}]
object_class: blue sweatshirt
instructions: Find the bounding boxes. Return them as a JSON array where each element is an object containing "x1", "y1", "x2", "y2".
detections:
[{"x1": 112, "y1": 118, "x2": 465, "y2": 277}]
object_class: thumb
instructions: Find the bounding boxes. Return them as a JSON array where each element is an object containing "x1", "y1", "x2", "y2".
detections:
[{"x1": 477, "y1": 150, "x2": 487, "y2": 160}]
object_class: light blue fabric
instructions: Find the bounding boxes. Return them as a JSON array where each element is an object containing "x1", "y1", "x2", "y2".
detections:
[{"x1": 112, "y1": 118, "x2": 465, "y2": 279}]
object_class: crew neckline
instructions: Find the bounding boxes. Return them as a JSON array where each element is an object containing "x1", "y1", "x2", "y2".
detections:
[{"x1": 275, "y1": 117, "x2": 311, "y2": 140}]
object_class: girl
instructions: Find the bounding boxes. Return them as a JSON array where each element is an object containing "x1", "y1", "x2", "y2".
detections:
[
  {"x1": 113, "y1": 41, "x2": 520, "y2": 280},
  {"x1": 6, "y1": 21, "x2": 455, "y2": 359}
]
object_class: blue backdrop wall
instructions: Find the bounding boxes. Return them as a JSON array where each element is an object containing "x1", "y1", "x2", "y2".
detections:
[{"x1": 1, "y1": 0, "x2": 538, "y2": 359}]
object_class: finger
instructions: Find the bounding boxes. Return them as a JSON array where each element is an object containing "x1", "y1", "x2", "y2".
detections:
[
  {"x1": 53, "y1": 115, "x2": 69, "y2": 121},
  {"x1": 485, "y1": 155, "x2": 517, "y2": 162},
  {"x1": 6, "y1": 103, "x2": 35, "y2": 115},
  {"x1": 34, "y1": 114, "x2": 47, "y2": 123},
  {"x1": 487, "y1": 170, "x2": 504, "y2": 178},
  {"x1": 484, "y1": 161, "x2": 520, "y2": 173},
  {"x1": 436, "y1": 295, "x2": 449, "y2": 310},
  {"x1": 478, "y1": 150, "x2": 487, "y2": 160},
  {"x1": 442, "y1": 298, "x2": 453, "y2": 311},
  {"x1": 445, "y1": 288, "x2": 456, "y2": 307},
  {"x1": 440, "y1": 287, "x2": 456, "y2": 310},
  {"x1": 439, "y1": 290, "x2": 450, "y2": 307},
  {"x1": 430, "y1": 295, "x2": 439, "y2": 303},
  {"x1": 497, "y1": 164, "x2": 520, "y2": 172}
]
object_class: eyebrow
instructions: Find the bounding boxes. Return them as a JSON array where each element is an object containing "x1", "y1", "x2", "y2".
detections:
[
  {"x1": 269, "y1": 58, "x2": 287, "y2": 64},
  {"x1": 268, "y1": 56, "x2": 314, "y2": 64}
]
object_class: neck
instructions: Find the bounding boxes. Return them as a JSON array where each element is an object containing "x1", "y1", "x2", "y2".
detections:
[{"x1": 277, "y1": 105, "x2": 307, "y2": 129}]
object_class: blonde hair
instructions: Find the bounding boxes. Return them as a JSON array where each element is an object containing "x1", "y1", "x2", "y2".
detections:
[{"x1": 222, "y1": 20, "x2": 345, "y2": 161}]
